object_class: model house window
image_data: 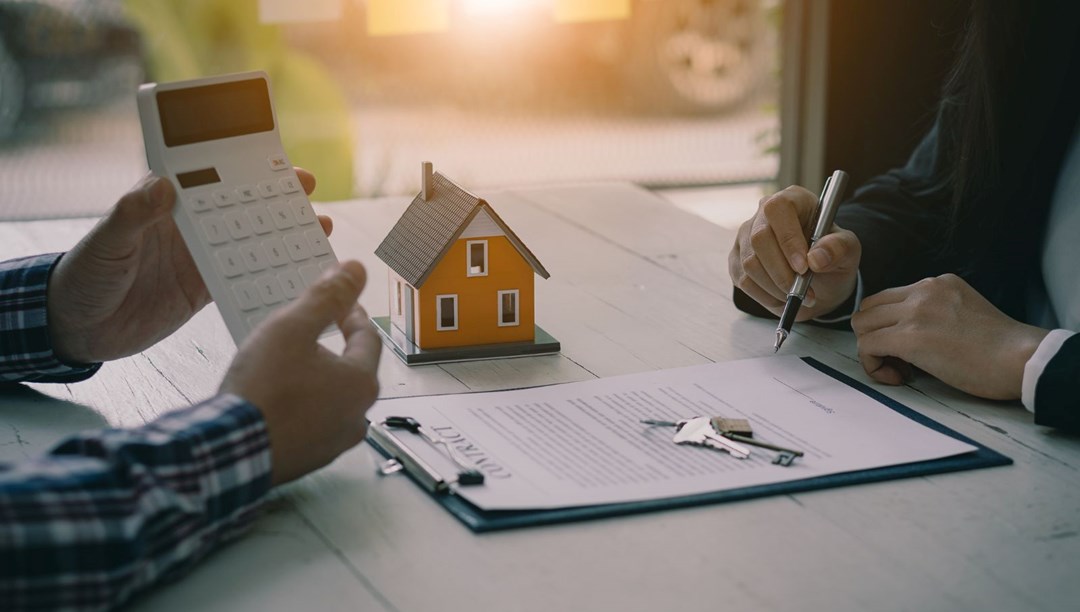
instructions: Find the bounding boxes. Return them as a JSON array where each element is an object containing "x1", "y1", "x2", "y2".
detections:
[
  {"x1": 437, "y1": 294, "x2": 458, "y2": 330},
  {"x1": 498, "y1": 290, "x2": 519, "y2": 326},
  {"x1": 467, "y1": 240, "x2": 488, "y2": 276},
  {"x1": 395, "y1": 281, "x2": 403, "y2": 316}
]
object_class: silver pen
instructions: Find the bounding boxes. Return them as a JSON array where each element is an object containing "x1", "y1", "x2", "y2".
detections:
[{"x1": 774, "y1": 169, "x2": 849, "y2": 352}]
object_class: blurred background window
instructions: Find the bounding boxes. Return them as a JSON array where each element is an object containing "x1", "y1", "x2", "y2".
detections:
[{"x1": 0, "y1": 0, "x2": 780, "y2": 223}]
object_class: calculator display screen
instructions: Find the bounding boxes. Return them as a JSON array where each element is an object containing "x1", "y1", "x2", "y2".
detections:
[{"x1": 157, "y1": 79, "x2": 274, "y2": 147}]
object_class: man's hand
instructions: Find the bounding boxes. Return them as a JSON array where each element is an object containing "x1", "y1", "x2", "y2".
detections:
[
  {"x1": 47, "y1": 171, "x2": 332, "y2": 364},
  {"x1": 851, "y1": 274, "x2": 1049, "y2": 399},
  {"x1": 219, "y1": 261, "x2": 381, "y2": 485},
  {"x1": 729, "y1": 185, "x2": 862, "y2": 321}
]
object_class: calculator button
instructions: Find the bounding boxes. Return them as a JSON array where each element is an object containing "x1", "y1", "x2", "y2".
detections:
[
  {"x1": 299, "y1": 264, "x2": 322, "y2": 287},
  {"x1": 239, "y1": 244, "x2": 269, "y2": 272},
  {"x1": 280, "y1": 176, "x2": 301, "y2": 194},
  {"x1": 201, "y1": 217, "x2": 229, "y2": 245},
  {"x1": 213, "y1": 190, "x2": 236, "y2": 207},
  {"x1": 224, "y1": 211, "x2": 253, "y2": 240},
  {"x1": 290, "y1": 198, "x2": 316, "y2": 225},
  {"x1": 255, "y1": 275, "x2": 284, "y2": 305},
  {"x1": 263, "y1": 236, "x2": 290, "y2": 267},
  {"x1": 268, "y1": 153, "x2": 289, "y2": 171},
  {"x1": 258, "y1": 181, "x2": 279, "y2": 198},
  {"x1": 216, "y1": 249, "x2": 245, "y2": 278},
  {"x1": 233, "y1": 282, "x2": 261, "y2": 311},
  {"x1": 236, "y1": 185, "x2": 259, "y2": 203},
  {"x1": 306, "y1": 228, "x2": 331, "y2": 256},
  {"x1": 284, "y1": 233, "x2": 311, "y2": 262},
  {"x1": 278, "y1": 270, "x2": 302, "y2": 299},
  {"x1": 248, "y1": 206, "x2": 274, "y2": 235},
  {"x1": 187, "y1": 194, "x2": 213, "y2": 212},
  {"x1": 269, "y1": 202, "x2": 295, "y2": 229}
]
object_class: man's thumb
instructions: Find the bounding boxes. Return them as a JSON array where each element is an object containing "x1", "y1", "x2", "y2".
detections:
[
  {"x1": 96, "y1": 176, "x2": 174, "y2": 254},
  {"x1": 286, "y1": 262, "x2": 368, "y2": 340}
]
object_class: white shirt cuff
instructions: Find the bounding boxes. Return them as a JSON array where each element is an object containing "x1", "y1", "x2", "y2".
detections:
[
  {"x1": 814, "y1": 270, "x2": 864, "y2": 324},
  {"x1": 1021, "y1": 329, "x2": 1077, "y2": 413}
]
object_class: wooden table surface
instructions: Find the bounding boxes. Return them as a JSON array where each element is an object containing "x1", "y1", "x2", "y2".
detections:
[{"x1": 1, "y1": 183, "x2": 1078, "y2": 612}]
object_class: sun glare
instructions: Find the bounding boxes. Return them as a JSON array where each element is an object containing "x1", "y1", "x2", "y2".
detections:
[
  {"x1": 554, "y1": 0, "x2": 631, "y2": 23},
  {"x1": 367, "y1": 0, "x2": 451, "y2": 36},
  {"x1": 367, "y1": 0, "x2": 631, "y2": 36},
  {"x1": 462, "y1": 0, "x2": 546, "y2": 16}
]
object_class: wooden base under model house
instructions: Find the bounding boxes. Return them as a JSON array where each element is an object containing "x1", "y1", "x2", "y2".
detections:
[{"x1": 373, "y1": 163, "x2": 560, "y2": 365}]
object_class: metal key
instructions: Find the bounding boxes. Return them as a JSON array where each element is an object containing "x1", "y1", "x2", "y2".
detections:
[
  {"x1": 672, "y1": 417, "x2": 751, "y2": 459},
  {"x1": 640, "y1": 418, "x2": 681, "y2": 427},
  {"x1": 721, "y1": 431, "x2": 804, "y2": 458}
]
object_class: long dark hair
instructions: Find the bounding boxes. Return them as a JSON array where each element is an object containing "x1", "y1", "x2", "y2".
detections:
[
  {"x1": 937, "y1": 0, "x2": 1080, "y2": 263},
  {"x1": 937, "y1": 1, "x2": 1033, "y2": 233},
  {"x1": 932, "y1": 0, "x2": 1080, "y2": 318}
]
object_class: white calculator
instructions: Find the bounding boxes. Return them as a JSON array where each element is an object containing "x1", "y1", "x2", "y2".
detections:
[{"x1": 137, "y1": 71, "x2": 339, "y2": 345}]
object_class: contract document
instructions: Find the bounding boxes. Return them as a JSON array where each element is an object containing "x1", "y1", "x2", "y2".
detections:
[{"x1": 366, "y1": 356, "x2": 977, "y2": 511}]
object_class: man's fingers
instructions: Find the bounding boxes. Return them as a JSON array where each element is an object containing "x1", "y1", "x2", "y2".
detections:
[
  {"x1": 318, "y1": 215, "x2": 333, "y2": 237},
  {"x1": 340, "y1": 303, "x2": 382, "y2": 372},
  {"x1": 296, "y1": 168, "x2": 317, "y2": 195},
  {"x1": 285, "y1": 261, "x2": 368, "y2": 340}
]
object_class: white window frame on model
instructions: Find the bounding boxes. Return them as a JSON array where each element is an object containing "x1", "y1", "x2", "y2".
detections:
[
  {"x1": 497, "y1": 289, "x2": 520, "y2": 327},
  {"x1": 467, "y1": 240, "x2": 488, "y2": 277},
  {"x1": 436, "y1": 294, "x2": 459, "y2": 331}
]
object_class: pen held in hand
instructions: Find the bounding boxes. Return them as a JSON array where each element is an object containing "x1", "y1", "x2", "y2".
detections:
[{"x1": 774, "y1": 169, "x2": 850, "y2": 352}]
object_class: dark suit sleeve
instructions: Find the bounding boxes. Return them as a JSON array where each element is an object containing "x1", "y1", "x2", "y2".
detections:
[
  {"x1": 733, "y1": 116, "x2": 960, "y2": 319},
  {"x1": 833, "y1": 118, "x2": 960, "y2": 297},
  {"x1": 1033, "y1": 334, "x2": 1080, "y2": 433}
]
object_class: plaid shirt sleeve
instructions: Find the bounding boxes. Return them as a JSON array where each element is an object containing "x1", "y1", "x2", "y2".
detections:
[
  {"x1": 0, "y1": 393, "x2": 274, "y2": 611},
  {"x1": 0, "y1": 253, "x2": 101, "y2": 383}
]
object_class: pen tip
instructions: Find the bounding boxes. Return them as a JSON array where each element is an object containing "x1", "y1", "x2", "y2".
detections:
[{"x1": 773, "y1": 329, "x2": 786, "y2": 353}]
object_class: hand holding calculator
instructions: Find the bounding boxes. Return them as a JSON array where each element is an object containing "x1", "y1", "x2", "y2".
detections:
[{"x1": 137, "y1": 71, "x2": 340, "y2": 345}]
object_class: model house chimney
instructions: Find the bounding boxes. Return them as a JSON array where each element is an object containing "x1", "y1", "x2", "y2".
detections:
[{"x1": 421, "y1": 161, "x2": 434, "y2": 201}]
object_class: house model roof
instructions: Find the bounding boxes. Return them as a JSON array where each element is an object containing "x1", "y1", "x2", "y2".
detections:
[{"x1": 375, "y1": 171, "x2": 551, "y2": 288}]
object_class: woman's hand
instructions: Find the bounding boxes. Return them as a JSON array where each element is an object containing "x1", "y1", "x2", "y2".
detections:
[
  {"x1": 729, "y1": 185, "x2": 862, "y2": 321},
  {"x1": 47, "y1": 170, "x2": 332, "y2": 364},
  {"x1": 852, "y1": 273, "x2": 1049, "y2": 399}
]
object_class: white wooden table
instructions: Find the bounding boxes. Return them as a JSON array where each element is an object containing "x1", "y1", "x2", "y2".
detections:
[{"x1": 1, "y1": 183, "x2": 1078, "y2": 612}]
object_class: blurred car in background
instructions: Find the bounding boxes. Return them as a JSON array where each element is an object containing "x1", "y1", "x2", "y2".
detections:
[
  {"x1": 616, "y1": 0, "x2": 774, "y2": 113},
  {"x1": 291, "y1": 0, "x2": 775, "y2": 115},
  {"x1": 0, "y1": 0, "x2": 142, "y2": 141}
]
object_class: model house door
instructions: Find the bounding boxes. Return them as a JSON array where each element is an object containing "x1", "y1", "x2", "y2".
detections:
[{"x1": 403, "y1": 285, "x2": 415, "y2": 342}]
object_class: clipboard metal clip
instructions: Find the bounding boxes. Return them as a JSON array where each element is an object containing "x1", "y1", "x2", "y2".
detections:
[
  {"x1": 378, "y1": 457, "x2": 406, "y2": 476},
  {"x1": 369, "y1": 416, "x2": 485, "y2": 494}
]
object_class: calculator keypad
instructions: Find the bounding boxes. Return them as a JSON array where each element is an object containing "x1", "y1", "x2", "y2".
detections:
[{"x1": 180, "y1": 164, "x2": 337, "y2": 341}]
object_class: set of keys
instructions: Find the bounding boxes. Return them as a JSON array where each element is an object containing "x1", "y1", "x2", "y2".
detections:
[{"x1": 641, "y1": 416, "x2": 805, "y2": 466}]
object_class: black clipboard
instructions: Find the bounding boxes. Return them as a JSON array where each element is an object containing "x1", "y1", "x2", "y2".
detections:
[{"x1": 367, "y1": 357, "x2": 1012, "y2": 532}]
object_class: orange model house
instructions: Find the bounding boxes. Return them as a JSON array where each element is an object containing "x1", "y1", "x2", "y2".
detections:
[{"x1": 373, "y1": 163, "x2": 559, "y2": 364}]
